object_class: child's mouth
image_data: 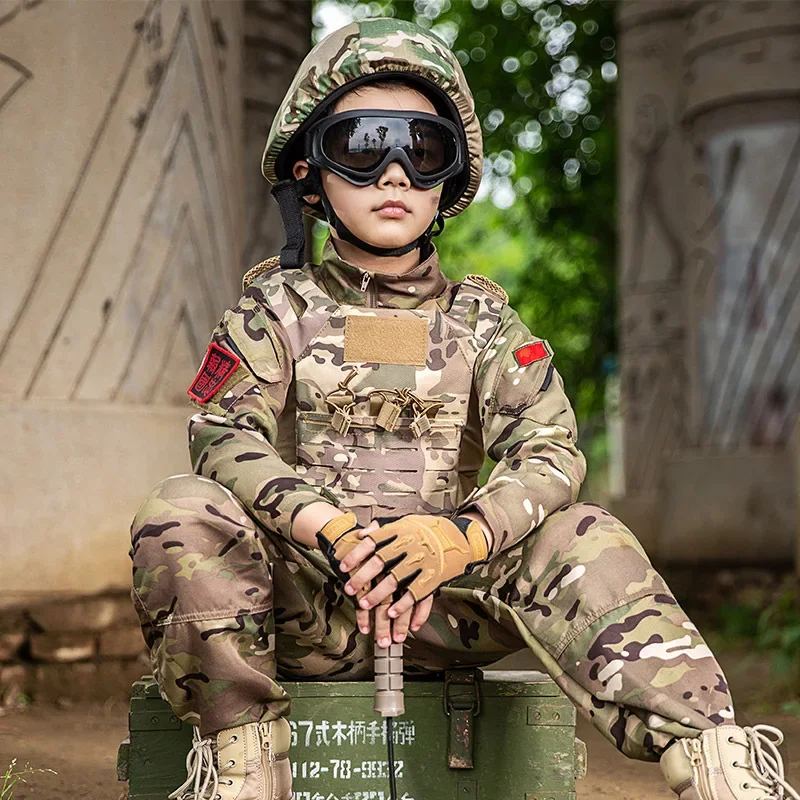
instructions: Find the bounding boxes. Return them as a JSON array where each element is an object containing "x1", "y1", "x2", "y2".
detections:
[{"x1": 375, "y1": 206, "x2": 408, "y2": 219}]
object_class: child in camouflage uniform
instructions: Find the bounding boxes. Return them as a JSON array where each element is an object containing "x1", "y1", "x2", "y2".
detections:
[{"x1": 129, "y1": 18, "x2": 798, "y2": 800}]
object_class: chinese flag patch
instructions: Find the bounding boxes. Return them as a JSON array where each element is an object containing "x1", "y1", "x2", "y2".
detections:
[
  {"x1": 187, "y1": 343, "x2": 240, "y2": 402},
  {"x1": 513, "y1": 341, "x2": 549, "y2": 367}
]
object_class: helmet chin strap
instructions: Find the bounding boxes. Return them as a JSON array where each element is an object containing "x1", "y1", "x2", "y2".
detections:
[
  {"x1": 308, "y1": 163, "x2": 443, "y2": 261},
  {"x1": 269, "y1": 169, "x2": 445, "y2": 268}
]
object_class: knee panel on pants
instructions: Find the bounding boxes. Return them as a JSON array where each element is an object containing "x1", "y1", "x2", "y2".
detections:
[
  {"x1": 468, "y1": 502, "x2": 669, "y2": 656},
  {"x1": 131, "y1": 474, "x2": 258, "y2": 561},
  {"x1": 130, "y1": 474, "x2": 271, "y2": 627}
]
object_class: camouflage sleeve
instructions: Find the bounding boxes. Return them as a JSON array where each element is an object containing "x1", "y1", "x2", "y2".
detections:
[
  {"x1": 453, "y1": 305, "x2": 587, "y2": 555},
  {"x1": 187, "y1": 293, "x2": 342, "y2": 540}
]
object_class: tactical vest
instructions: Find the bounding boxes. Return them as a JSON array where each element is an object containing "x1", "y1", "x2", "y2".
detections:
[{"x1": 250, "y1": 266, "x2": 505, "y2": 528}]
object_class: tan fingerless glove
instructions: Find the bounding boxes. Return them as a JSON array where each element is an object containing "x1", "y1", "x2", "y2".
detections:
[
  {"x1": 317, "y1": 512, "x2": 489, "y2": 601},
  {"x1": 367, "y1": 514, "x2": 489, "y2": 601},
  {"x1": 317, "y1": 511, "x2": 362, "y2": 579}
]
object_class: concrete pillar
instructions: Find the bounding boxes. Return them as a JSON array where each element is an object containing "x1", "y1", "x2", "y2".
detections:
[
  {"x1": 241, "y1": 0, "x2": 312, "y2": 268},
  {"x1": 616, "y1": 1, "x2": 800, "y2": 564},
  {"x1": 613, "y1": 1, "x2": 693, "y2": 555},
  {"x1": 683, "y1": 2, "x2": 800, "y2": 451},
  {"x1": 0, "y1": 0, "x2": 309, "y2": 601}
]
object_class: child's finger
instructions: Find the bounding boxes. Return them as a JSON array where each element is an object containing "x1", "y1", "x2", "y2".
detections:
[
  {"x1": 358, "y1": 574, "x2": 398, "y2": 610},
  {"x1": 391, "y1": 607, "x2": 412, "y2": 643},
  {"x1": 338, "y1": 536, "x2": 376, "y2": 573},
  {"x1": 356, "y1": 607, "x2": 371, "y2": 635},
  {"x1": 357, "y1": 520, "x2": 380, "y2": 537},
  {"x1": 375, "y1": 601, "x2": 392, "y2": 649},
  {"x1": 410, "y1": 595, "x2": 434, "y2": 631},
  {"x1": 387, "y1": 591, "x2": 415, "y2": 619},
  {"x1": 344, "y1": 554, "x2": 386, "y2": 595}
]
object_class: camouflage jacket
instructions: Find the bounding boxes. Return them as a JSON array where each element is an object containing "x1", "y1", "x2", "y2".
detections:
[{"x1": 187, "y1": 239, "x2": 586, "y2": 557}]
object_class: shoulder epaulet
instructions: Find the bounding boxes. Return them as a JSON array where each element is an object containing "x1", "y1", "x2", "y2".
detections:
[
  {"x1": 463, "y1": 273, "x2": 508, "y2": 304},
  {"x1": 242, "y1": 255, "x2": 281, "y2": 291}
]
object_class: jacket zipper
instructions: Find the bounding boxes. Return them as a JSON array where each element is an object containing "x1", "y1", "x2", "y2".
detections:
[{"x1": 360, "y1": 272, "x2": 375, "y2": 305}]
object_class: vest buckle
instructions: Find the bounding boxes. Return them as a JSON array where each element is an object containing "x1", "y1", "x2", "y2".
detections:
[
  {"x1": 376, "y1": 398, "x2": 403, "y2": 431},
  {"x1": 368, "y1": 389, "x2": 410, "y2": 432},
  {"x1": 407, "y1": 391, "x2": 443, "y2": 439},
  {"x1": 331, "y1": 406, "x2": 353, "y2": 435},
  {"x1": 410, "y1": 413, "x2": 431, "y2": 438},
  {"x1": 325, "y1": 367, "x2": 359, "y2": 435}
]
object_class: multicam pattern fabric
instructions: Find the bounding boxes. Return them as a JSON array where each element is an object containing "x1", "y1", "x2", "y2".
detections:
[
  {"x1": 131, "y1": 239, "x2": 737, "y2": 763},
  {"x1": 261, "y1": 263, "x2": 502, "y2": 528},
  {"x1": 260, "y1": 18, "x2": 483, "y2": 220},
  {"x1": 186, "y1": 238, "x2": 585, "y2": 556},
  {"x1": 130, "y1": 473, "x2": 735, "y2": 757}
]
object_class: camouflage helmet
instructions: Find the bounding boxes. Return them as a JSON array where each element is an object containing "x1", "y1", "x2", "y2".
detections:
[{"x1": 261, "y1": 17, "x2": 483, "y2": 221}]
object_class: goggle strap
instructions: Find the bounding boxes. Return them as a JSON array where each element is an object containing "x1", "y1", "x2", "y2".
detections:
[{"x1": 431, "y1": 211, "x2": 445, "y2": 239}]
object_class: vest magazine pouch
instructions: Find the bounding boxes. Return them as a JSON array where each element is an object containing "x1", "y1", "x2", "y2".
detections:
[
  {"x1": 375, "y1": 397, "x2": 402, "y2": 431},
  {"x1": 289, "y1": 298, "x2": 495, "y2": 522}
]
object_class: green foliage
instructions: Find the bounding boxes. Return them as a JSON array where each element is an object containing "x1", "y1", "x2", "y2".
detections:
[
  {"x1": 715, "y1": 600, "x2": 761, "y2": 641},
  {"x1": 779, "y1": 699, "x2": 800, "y2": 717},
  {"x1": 711, "y1": 578, "x2": 800, "y2": 692},
  {"x1": 1, "y1": 759, "x2": 57, "y2": 800},
  {"x1": 757, "y1": 584, "x2": 800, "y2": 684},
  {"x1": 312, "y1": 0, "x2": 617, "y2": 421}
]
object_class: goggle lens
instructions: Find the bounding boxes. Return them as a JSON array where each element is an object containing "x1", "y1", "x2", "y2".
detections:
[{"x1": 321, "y1": 115, "x2": 457, "y2": 177}]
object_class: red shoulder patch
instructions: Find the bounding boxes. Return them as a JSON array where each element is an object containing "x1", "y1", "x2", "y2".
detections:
[
  {"x1": 513, "y1": 341, "x2": 549, "y2": 367},
  {"x1": 187, "y1": 343, "x2": 240, "y2": 402}
]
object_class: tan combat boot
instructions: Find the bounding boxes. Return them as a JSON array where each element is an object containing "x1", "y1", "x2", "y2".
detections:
[
  {"x1": 660, "y1": 724, "x2": 799, "y2": 799},
  {"x1": 168, "y1": 719, "x2": 292, "y2": 800}
]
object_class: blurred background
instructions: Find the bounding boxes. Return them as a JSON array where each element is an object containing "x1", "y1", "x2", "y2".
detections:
[{"x1": 2, "y1": 0, "x2": 800, "y2": 796}]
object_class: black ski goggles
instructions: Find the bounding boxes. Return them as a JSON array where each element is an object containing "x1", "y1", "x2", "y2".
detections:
[{"x1": 304, "y1": 109, "x2": 464, "y2": 190}]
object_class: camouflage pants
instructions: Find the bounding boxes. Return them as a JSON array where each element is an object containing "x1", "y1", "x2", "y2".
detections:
[{"x1": 130, "y1": 474, "x2": 734, "y2": 762}]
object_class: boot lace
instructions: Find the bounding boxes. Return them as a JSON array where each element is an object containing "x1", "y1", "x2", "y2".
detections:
[
  {"x1": 168, "y1": 726, "x2": 224, "y2": 800},
  {"x1": 736, "y1": 724, "x2": 800, "y2": 800}
]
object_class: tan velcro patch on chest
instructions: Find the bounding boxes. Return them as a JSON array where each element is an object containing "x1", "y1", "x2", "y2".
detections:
[{"x1": 343, "y1": 315, "x2": 428, "y2": 366}]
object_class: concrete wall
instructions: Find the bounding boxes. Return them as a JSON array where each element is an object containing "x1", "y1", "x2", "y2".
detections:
[
  {"x1": 615, "y1": 0, "x2": 800, "y2": 563},
  {"x1": 0, "y1": 0, "x2": 311, "y2": 600}
]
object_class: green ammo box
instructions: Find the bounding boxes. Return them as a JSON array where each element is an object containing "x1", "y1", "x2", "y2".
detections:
[{"x1": 117, "y1": 670, "x2": 586, "y2": 800}]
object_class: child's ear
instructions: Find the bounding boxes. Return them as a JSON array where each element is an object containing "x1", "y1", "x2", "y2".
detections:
[{"x1": 292, "y1": 160, "x2": 320, "y2": 205}]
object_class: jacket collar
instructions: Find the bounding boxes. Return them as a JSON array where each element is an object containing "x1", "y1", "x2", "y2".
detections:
[{"x1": 309, "y1": 237, "x2": 453, "y2": 310}]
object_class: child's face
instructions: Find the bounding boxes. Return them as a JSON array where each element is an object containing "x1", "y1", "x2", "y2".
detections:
[{"x1": 294, "y1": 85, "x2": 444, "y2": 253}]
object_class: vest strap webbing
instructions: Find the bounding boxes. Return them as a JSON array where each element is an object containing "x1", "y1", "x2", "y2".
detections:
[
  {"x1": 447, "y1": 280, "x2": 504, "y2": 351},
  {"x1": 250, "y1": 268, "x2": 336, "y2": 360}
]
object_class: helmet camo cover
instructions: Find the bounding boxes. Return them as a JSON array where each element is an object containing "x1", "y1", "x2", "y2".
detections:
[{"x1": 261, "y1": 18, "x2": 483, "y2": 220}]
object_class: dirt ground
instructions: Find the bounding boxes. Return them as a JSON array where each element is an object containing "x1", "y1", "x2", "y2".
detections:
[{"x1": 2, "y1": 643, "x2": 799, "y2": 800}]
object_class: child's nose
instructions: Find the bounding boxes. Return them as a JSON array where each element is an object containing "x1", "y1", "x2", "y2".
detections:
[{"x1": 377, "y1": 159, "x2": 411, "y2": 188}]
